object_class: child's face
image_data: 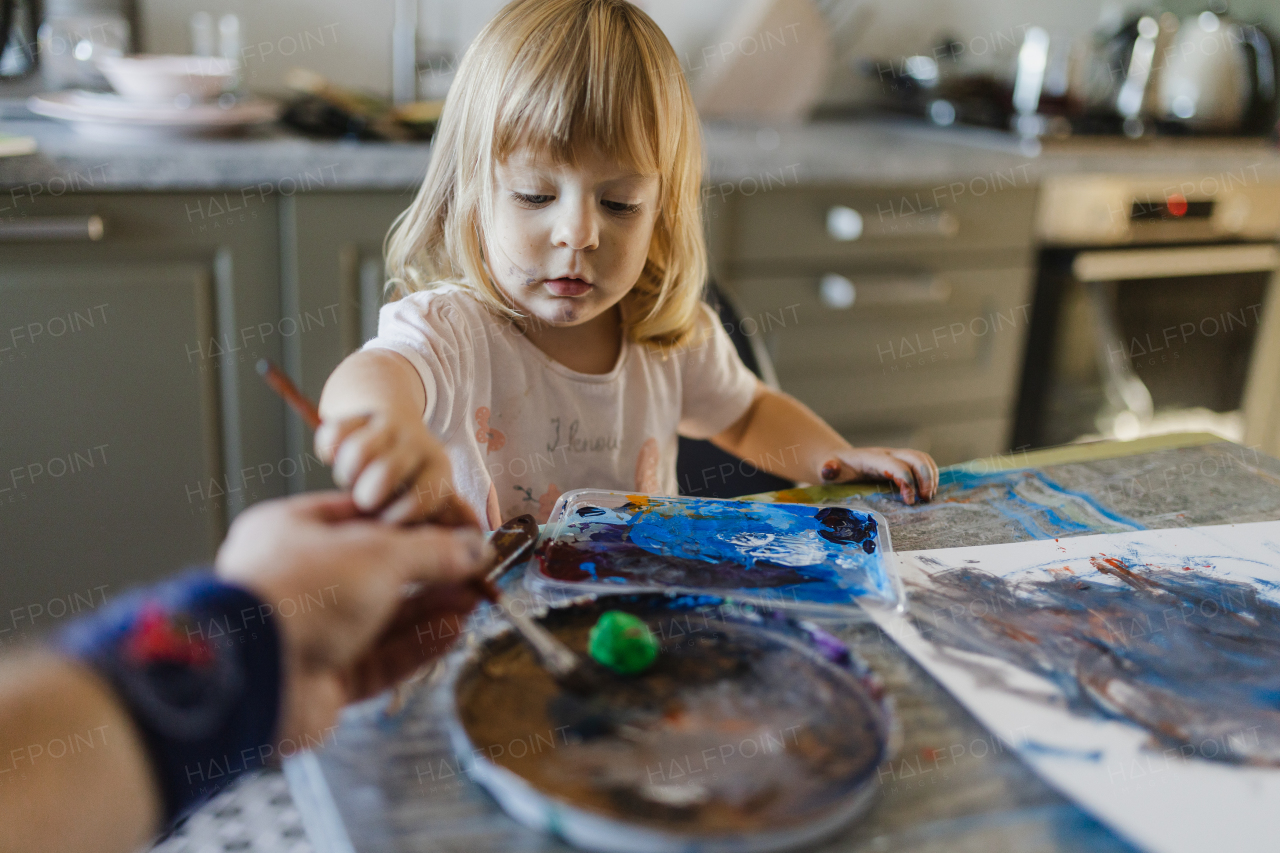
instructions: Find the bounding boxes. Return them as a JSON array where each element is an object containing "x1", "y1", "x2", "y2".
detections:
[{"x1": 487, "y1": 146, "x2": 661, "y2": 329}]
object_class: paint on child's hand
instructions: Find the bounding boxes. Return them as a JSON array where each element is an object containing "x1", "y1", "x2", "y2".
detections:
[
  {"x1": 587, "y1": 610, "x2": 659, "y2": 675},
  {"x1": 476, "y1": 407, "x2": 506, "y2": 454},
  {"x1": 821, "y1": 461, "x2": 841, "y2": 481}
]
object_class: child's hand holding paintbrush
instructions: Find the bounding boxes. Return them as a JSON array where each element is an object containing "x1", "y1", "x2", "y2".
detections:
[{"x1": 256, "y1": 359, "x2": 478, "y2": 529}]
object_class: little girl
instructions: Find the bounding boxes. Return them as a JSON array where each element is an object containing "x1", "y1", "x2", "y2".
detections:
[{"x1": 317, "y1": 0, "x2": 937, "y2": 529}]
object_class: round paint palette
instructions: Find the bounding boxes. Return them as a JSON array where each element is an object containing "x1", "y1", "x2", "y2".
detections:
[{"x1": 444, "y1": 592, "x2": 897, "y2": 853}]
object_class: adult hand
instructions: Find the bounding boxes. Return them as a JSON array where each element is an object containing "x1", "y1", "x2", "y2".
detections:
[
  {"x1": 821, "y1": 447, "x2": 940, "y2": 505},
  {"x1": 214, "y1": 492, "x2": 491, "y2": 747}
]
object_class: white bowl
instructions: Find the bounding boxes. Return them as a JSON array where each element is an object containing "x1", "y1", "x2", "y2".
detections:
[{"x1": 96, "y1": 54, "x2": 236, "y2": 103}]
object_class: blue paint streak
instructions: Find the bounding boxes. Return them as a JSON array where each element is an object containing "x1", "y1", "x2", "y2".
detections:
[
  {"x1": 1019, "y1": 740, "x2": 1103, "y2": 761},
  {"x1": 868, "y1": 469, "x2": 1142, "y2": 540},
  {"x1": 620, "y1": 499, "x2": 889, "y2": 605}
]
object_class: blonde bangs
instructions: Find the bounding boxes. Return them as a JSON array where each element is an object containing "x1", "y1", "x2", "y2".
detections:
[
  {"x1": 491, "y1": 4, "x2": 659, "y2": 177},
  {"x1": 385, "y1": 0, "x2": 707, "y2": 349}
]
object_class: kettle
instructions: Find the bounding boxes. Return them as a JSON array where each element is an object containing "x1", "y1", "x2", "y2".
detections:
[{"x1": 1157, "y1": 10, "x2": 1278, "y2": 132}]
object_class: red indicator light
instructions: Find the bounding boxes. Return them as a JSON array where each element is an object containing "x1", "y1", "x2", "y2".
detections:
[{"x1": 1167, "y1": 194, "x2": 1188, "y2": 217}]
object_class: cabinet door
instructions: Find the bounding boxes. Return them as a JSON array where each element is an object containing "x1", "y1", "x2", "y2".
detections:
[
  {"x1": 0, "y1": 194, "x2": 284, "y2": 630},
  {"x1": 0, "y1": 261, "x2": 223, "y2": 622},
  {"x1": 281, "y1": 193, "x2": 413, "y2": 492}
]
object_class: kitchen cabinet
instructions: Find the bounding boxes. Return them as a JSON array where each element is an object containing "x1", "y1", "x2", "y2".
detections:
[
  {"x1": 0, "y1": 194, "x2": 285, "y2": 623},
  {"x1": 710, "y1": 184, "x2": 1039, "y2": 465}
]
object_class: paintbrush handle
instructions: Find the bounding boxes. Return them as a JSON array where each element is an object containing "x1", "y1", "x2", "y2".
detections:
[
  {"x1": 256, "y1": 359, "x2": 322, "y2": 429},
  {"x1": 492, "y1": 590, "x2": 581, "y2": 679}
]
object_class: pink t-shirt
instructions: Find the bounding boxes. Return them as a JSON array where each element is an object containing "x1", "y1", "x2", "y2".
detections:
[{"x1": 365, "y1": 285, "x2": 759, "y2": 528}]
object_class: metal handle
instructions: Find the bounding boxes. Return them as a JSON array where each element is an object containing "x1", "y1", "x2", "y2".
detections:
[
  {"x1": 828, "y1": 205, "x2": 960, "y2": 242},
  {"x1": 1072, "y1": 244, "x2": 1280, "y2": 282},
  {"x1": 869, "y1": 210, "x2": 960, "y2": 239},
  {"x1": 0, "y1": 215, "x2": 104, "y2": 242},
  {"x1": 819, "y1": 273, "x2": 951, "y2": 308}
]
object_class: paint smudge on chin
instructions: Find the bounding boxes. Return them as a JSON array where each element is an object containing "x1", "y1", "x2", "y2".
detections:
[{"x1": 908, "y1": 559, "x2": 1280, "y2": 765}]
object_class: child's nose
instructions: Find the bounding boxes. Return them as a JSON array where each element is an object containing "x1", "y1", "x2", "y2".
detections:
[{"x1": 551, "y1": 199, "x2": 599, "y2": 251}]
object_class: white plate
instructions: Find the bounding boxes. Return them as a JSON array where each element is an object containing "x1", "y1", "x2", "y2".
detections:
[{"x1": 27, "y1": 91, "x2": 278, "y2": 139}]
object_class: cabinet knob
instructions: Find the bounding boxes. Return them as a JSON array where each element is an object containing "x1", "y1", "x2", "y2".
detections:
[
  {"x1": 819, "y1": 273, "x2": 857, "y2": 309},
  {"x1": 826, "y1": 205, "x2": 863, "y2": 241}
]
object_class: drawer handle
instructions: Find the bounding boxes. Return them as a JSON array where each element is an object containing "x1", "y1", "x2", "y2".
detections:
[
  {"x1": 819, "y1": 274, "x2": 951, "y2": 308},
  {"x1": 0, "y1": 215, "x2": 104, "y2": 242},
  {"x1": 826, "y1": 206, "x2": 864, "y2": 241},
  {"x1": 870, "y1": 211, "x2": 960, "y2": 239}
]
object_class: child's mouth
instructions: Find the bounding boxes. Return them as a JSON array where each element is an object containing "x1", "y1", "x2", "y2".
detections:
[{"x1": 544, "y1": 278, "x2": 593, "y2": 297}]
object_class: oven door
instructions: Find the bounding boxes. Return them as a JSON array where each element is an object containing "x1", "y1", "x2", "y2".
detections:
[{"x1": 1014, "y1": 242, "x2": 1280, "y2": 448}]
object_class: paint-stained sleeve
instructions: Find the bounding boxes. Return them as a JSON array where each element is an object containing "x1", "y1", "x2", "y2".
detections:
[
  {"x1": 362, "y1": 289, "x2": 481, "y2": 441},
  {"x1": 677, "y1": 303, "x2": 761, "y2": 439}
]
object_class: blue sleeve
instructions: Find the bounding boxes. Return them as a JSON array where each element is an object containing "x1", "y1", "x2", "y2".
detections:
[{"x1": 56, "y1": 570, "x2": 282, "y2": 824}]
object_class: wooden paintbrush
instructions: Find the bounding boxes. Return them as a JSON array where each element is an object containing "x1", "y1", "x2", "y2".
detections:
[{"x1": 256, "y1": 359, "x2": 321, "y2": 429}]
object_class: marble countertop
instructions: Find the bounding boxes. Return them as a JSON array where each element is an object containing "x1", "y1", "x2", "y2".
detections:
[{"x1": 0, "y1": 114, "x2": 1277, "y2": 191}]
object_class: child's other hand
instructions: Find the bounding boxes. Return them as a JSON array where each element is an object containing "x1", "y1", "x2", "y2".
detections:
[
  {"x1": 315, "y1": 411, "x2": 478, "y2": 527},
  {"x1": 820, "y1": 447, "x2": 939, "y2": 505}
]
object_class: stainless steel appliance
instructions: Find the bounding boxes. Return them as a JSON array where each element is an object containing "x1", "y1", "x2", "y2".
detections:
[
  {"x1": 1014, "y1": 172, "x2": 1280, "y2": 449},
  {"x1": 1157, "y1": 11, "x2": 1277, "y2": 133}
]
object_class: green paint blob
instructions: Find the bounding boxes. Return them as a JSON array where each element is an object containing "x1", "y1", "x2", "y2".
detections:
[{"x1": 587, "y1": 610, "x2": 659, "y2": 675}]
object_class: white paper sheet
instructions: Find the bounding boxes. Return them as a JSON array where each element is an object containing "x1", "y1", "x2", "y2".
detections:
[{"x1": 872, "y1": 521, "x2": 1280, "y2": 853}]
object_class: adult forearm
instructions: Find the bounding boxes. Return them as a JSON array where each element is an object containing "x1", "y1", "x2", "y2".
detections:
[
  {"x1": 319, "y1": 349, "x2": 426, "y2": 420},
  {"x1": 0, "y1": 652, "x2": 161, "y2": 853},
  {"x1": 712, "y1": 388, "x2": 850, "y2": 484}
]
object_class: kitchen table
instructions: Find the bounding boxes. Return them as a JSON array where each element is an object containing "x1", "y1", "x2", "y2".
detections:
[{"x1": 152, "y1": 432, "x2": 1280, "y2": 853}]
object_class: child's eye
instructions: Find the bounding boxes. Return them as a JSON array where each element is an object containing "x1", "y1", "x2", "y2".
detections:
[
  {"x1": 602, "y1": 199, "x2": 642, "y2": 215},
  {"x1": 512, "y1": 192, "x2": 554, "y2": 208}
]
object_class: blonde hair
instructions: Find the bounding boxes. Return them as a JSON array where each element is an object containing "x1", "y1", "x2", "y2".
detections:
[{"x1": 384, "y1": 0, "x2": 707, "y2": 348}]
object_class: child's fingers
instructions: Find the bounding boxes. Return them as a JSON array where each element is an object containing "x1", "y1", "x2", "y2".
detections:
[
  {"x1": 351, "y1": 447, "x2": 421, "y2": 512},
  {"x1": 829, "y1": 453, "x2": 920, "y2": 505},
  {"x1": 877, "y1": 456, "x2": 920, "y2": 505},
  {"x1": 890, "y1": 449, "x2": 939, "y2": 500},
  {"x1": 332, "y1": 424, "x2": 396, "y2": 489},
  {"x1": 381, "y1": 461, "x2": 470, "y2": 526},
  {"x1": 315, "y1": 414, "x2": 372, "y2": 465}
]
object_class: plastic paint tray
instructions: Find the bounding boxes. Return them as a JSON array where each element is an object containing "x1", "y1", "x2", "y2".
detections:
[{"x1": 523, "y1": 490, "x2": 903, "y2": 618}]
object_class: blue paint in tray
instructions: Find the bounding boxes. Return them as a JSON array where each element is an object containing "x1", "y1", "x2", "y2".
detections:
[{"x1": 531, "y1": 491, "x2": 899, "y2": 612}]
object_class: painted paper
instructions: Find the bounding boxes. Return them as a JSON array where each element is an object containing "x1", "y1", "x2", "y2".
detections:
[{"x1": 872, "y1": 521, "x2": 1280, "y2": 853}]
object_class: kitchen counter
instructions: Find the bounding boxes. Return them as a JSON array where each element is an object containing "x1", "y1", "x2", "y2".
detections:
[{"x1": 1, "y1": 114, "x2": 1278, "y2": 192}]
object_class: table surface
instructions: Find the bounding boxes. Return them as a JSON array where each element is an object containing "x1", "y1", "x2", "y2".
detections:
[{"x1": 162, "y1": 433, "x2": 1280, "y2": 853}]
